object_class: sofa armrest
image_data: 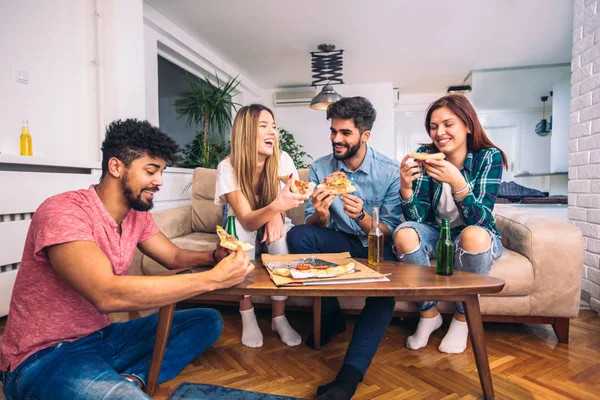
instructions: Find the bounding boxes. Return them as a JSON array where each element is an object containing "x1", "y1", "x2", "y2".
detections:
[
  {"x1": 494, "y1": 205, "x2": 584, "y2": 317},
  {"x1": 151, "y1": 205, "x2": 193, "y2": 240}
]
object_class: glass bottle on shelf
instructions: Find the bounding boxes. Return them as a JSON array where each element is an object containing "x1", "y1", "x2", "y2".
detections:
[{"x1": 20, "y1": 120, "x2": 32, "y2": 156}]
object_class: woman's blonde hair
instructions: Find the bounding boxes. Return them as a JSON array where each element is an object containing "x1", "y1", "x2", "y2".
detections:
[{"x1": 230, "y1": 104, "x2": 280, "y2": 210}]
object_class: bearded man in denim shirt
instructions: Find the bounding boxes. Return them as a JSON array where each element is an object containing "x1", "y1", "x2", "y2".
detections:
[{"x1": 287, "y1": 96, "x2": 402, "y2": 400}]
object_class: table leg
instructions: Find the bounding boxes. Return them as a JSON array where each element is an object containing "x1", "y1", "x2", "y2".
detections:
[
  {"x1": 313, "y1": 297, "x2": 321, "y2": 350},
  {"x1": 145, "y1": 303, "x2": 176, "y2": 396},
  {"x1": 463, "y1": 295, "x2": 495, "y2": 400}
]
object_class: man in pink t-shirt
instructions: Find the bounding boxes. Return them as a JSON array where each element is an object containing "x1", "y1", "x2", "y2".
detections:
[{"x1": 0, "y1": 119, "x2": 253, "y2": 400}]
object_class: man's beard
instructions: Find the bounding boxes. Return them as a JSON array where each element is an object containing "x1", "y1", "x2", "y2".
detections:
[
  {"x1": 332, "y1": 141, "x2": 361, "y2": 160},
  {"x1": 121, "y1": 173, "x2": 156, "y2": 212}
]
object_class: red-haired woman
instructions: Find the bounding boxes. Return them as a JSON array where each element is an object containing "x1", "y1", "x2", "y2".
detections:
[{"x1": 394, "y1": 94, "x2": 508, "y2": 354}]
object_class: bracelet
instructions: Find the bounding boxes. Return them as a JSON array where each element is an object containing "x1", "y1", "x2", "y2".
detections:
[
  {"x1": 452, "y1": 185, "x2": 469, "y2": 195},
  {"x1": 212, "y1": 249, "x2": 218, "y2": 264}
]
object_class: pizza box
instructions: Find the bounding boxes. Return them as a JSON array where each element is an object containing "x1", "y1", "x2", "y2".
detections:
[{"x1": 261, "y1": 252, "x2": 390, "y2": 287}]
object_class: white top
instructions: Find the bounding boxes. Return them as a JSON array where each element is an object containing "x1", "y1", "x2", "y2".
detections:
[
  {"x1": 214, "y1": 151, "x2": 298, "y2": 216},
  {"x1": 435, "y1": 182, "x2": 465, "y2": 229}
]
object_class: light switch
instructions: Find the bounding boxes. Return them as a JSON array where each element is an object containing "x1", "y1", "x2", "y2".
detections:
[{"x1": 15, "y1": 69, "x2": 29, "y2": 84}]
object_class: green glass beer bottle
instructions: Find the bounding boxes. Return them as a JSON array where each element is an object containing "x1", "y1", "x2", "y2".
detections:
[
  {"x1": 436, "y1": 219, "x2": 454, "y2": 276},
  {"x1": 226, "y1": 215, "x2": 239, "y2": 240}
]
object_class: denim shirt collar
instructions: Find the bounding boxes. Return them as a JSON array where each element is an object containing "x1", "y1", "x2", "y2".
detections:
[{"x1": 335, "y1": 145, "x2": 374, "y2": 175}]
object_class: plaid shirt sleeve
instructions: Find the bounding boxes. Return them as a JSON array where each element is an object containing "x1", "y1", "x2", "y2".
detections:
[
  {"x1": 401, "y1": 147, "x2": 433, "y2": 223},
  {"x1": 455, "y1": 148, "x2": 503, "y2": 228}
]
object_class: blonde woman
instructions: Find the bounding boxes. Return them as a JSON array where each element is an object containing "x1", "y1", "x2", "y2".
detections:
[{"x1": 215, "y1": 104, "x2": 304, "y2": 348}]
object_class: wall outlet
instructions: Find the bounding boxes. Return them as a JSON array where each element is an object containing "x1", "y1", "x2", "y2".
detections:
[{"x1": 15, "y1": 69, "x2": 29, "y2": 84}]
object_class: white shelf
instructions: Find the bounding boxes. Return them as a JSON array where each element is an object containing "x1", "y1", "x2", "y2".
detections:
[
  {"x1": 0, "y1": 154, "x2": 100, "y2": 169},
  {"x1": 0, "y1": 154, "x2": 194, "y2": 174}
]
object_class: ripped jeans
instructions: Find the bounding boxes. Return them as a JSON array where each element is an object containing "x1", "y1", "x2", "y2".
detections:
[{"x1": 393, "y1": 221, "x2": 503, "y2": 314}]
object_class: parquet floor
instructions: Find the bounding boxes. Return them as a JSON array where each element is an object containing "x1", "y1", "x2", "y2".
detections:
[{"x1": 1, "y1": 307, "x2": 599, "y2": 399}]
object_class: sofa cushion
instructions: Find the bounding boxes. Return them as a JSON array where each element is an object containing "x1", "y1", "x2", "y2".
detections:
[
  {"x1": 192, "y1": 168, "x2": 224, "y2": 233},
  {"x1": 141, "y1": 232, "x2": 219, "y2": 275},
  {"x1": 487, "y1": 248, "x2": 533, "y2": 296}
]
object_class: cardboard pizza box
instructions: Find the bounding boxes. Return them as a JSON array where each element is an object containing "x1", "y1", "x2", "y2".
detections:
[{"x1": 261, "y1": 252, "x2": 389, "y2": 287}]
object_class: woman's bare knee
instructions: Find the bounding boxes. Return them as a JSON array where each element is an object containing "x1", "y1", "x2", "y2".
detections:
[
  {"x1": 394, "y1": 228, "x2": 420, "y2": 254},
  {"x1": 459, "y1": 226, "x2": 491, "y2": 253}
]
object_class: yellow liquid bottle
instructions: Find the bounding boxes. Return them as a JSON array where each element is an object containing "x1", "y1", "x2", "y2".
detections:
[
  {"x1": 368, "y1": 206, "x2": 384, "y2": 265},
  {"x1": 20, "y1": 120, "x2": 32, "y2": 156}
]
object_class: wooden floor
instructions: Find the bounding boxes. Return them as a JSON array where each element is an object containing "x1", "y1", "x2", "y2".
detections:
[{"x1": 1, "y1": 307, "x2": 600, "y2": 399}]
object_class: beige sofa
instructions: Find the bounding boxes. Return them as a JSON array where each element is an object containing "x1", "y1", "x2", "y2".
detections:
[{"x1": 128, "y1": 168, "x2": 584, "y2": 343}]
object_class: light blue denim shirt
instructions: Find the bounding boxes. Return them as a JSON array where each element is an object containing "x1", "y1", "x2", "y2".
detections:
[{"x1": 304, "y1": 146, "x2": 403, "y2": 246}]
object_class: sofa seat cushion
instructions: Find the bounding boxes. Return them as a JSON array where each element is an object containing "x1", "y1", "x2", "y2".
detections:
[{"x1": 141, "y1": 232, "x2": 218, "y2": 275}]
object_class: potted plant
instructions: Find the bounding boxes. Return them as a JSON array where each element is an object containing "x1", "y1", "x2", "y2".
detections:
[
  {"x1": 176, "y1": 73, "x2": 241, "y2": 168},
  {"x1": 278, "y1": 127, "x2": 312, "y2": 169}
]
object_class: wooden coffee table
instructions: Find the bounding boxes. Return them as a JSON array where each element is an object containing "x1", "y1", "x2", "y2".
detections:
[{"x1": 146, "y1": 259, "x2": 504, "y2": 399}]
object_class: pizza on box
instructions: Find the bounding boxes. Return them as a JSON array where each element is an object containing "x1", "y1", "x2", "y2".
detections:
[
  {"x1": 317, "y1": 171, "x2": 356, "y2": 195},
  {"x1": 278, "y1": 175, "x2": 316, "y2": 197},
  {"x1": 409, "y1": 152, "x2": 446, "y2": 161},
  {"x1": 216, "y1": 225, "x2": 254, "y2": 251},
  {"x1": 271, "y1": 262, "x2": 355, "y2": 278}
]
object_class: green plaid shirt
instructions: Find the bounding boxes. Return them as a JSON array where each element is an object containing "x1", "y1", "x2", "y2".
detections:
[{"x1": 401, "y1": 146, "x2": 504, "y2": 236}]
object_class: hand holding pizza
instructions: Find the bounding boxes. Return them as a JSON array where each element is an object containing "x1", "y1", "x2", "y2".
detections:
[
  {"x1": 213, "y1": 241, "x2": 230, "y2": 263},
  {"x1": 340, "y1": 193, "x2": 364, "y2": 220},
  {"x1": 311, "y1": 186, "x2": 336, "y2": 218},
  {"x1": 211, "y1": 245, "x2": 254, "y2": 288},
  {"x1": 422, "y1": 158, "x2": 464, "y2": 188},
  {"x1": 270, "y1": 174, "x2": 305, "y2": 212},
  {"x1": 400, "y1": 153, "x2": 422, "y2": 191}
]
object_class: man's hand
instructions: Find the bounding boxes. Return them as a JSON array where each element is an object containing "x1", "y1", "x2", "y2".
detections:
[
  {"x1": 262, "y1": 213, "x2": 285, "y2": 245},
  {"x1": 340, "y1": 193, "x2": 364, "y2": 220},
  {"x1": 213, "y1": 242, "x2": 230, "y2": 263},
  {"x1": 210, "y1": 246, "x2": 253, "y2": 289},
  {"x1": 312, "y1": 186, "x2": 335, "y2": 219}
]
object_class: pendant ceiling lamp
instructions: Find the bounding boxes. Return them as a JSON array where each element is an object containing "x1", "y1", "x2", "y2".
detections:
[{"x1": 309, "y1": 44, "x2": 344, "y2": 110}]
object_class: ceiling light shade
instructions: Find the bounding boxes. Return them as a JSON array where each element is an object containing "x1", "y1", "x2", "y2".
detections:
[
  {"x1": 309, "y1": 85, "x2": 343, "y2": 110},
  {"x1": 309, "y1": 44, "x2": 345, "y2": 110},
  {"x1": 447, "y1": 85, "x2": 472, "y2": 94}
]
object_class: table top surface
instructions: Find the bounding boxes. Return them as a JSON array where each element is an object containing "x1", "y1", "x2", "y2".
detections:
[{"x1": 167, "y1": 259, "x2": 505, "y2": 298}]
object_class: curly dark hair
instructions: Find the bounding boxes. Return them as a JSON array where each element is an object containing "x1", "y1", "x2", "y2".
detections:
[
  {"x1": 326, "y1": 96, "x2": 377, "y2": 133},
  {"x1": 100, "y1": 119, "x2": 180, "y2": 179}
]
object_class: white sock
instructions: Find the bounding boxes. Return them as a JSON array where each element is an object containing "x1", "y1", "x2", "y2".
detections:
[
  {"x1": 271, "y1": 315, "x2": 302, "y2": 346},
  {"x1": 406, "y1": 313, "x2": 443, "y2": 350},
  {"x1": 439, "y1": 317, "x2": 469, "y2": 354},
  {"x1": 240, "y1": 308, "x2": 263, "y2": 348}
]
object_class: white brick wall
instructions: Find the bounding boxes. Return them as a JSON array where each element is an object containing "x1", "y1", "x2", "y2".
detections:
[{"x1": 571, "y1": 0, "x2": 600, "y2": 313}]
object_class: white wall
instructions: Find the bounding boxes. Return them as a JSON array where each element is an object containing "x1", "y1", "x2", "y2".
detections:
[
  {"x1": 551, "y1": 78, "x2": 571, "y2": 173},
  {"x1": 143, "y1": 2, "x2": 261, "y2": 129},
  {"x1": 261, "y1": 83, "x2": 395, "y2": 163},
  {"x1": 0, "y1": 0, "x2": 98, "y2": 162}
]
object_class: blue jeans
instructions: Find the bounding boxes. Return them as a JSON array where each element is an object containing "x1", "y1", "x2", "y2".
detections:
[
  {"x1": 287, "y1": 225, "x2": 396, "y2": 375},
  {"x1": 393, "y1": 221, "x2": 503, "y2": 314},
  {"x1": 1, "y1": 309, "x2": 223, "y2": 400}
]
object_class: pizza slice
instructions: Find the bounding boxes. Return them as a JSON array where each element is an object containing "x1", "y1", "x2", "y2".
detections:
[
  {"x1": 317, "y1": 171, "x2": 356, "y2": 195},
  {"x1": 271, "y1": 262, "x2": 355, "y2": 278},
  {"x1": 409, "y1": 152, "x2": 446, "y2": 161},
  {"x1": 216, "y1": 225, "x2": 254, "y2": 251},
  {"x1": 278, "y1": 175, "x2": 316, "y2": 197}
]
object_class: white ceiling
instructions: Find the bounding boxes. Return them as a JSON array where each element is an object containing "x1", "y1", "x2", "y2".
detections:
[{"x1": 146, "y1": 0, "x2": 573, "y2": 93}]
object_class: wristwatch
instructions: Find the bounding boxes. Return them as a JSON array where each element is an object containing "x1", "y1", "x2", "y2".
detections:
[{"x1": 354, "y1": 208, "x2": 366, "y2": 223}]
